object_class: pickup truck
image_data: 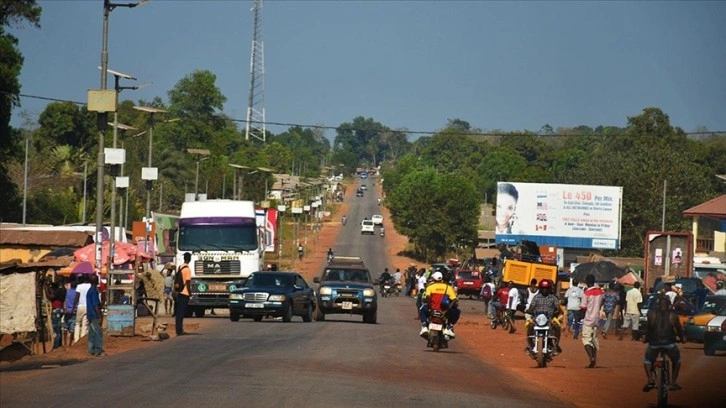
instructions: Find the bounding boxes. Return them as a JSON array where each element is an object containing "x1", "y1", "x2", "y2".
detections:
[{"x1": 313, "y1": 256, "x2": 378, "y2": 323}]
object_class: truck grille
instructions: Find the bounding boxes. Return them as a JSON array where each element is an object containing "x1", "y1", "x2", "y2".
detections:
[
  {"x1": 336, "y1": 289, "x2": 360, "y2": 298},
  {"x1": 195, "y1": 260, "x2": 241, "y2": 276},
  {"x1": 243, "y1": 293, "x2": 269, "y2": 302}
]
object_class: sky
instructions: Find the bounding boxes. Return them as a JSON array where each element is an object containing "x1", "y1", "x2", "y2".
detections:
[{"x1": 10, "y1": 0, "x2": 726, "y2": 140}]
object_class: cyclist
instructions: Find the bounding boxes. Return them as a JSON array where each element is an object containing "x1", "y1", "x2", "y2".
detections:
[{"x1": 642, "y1": 295, "x2": 685, "y2": 392}]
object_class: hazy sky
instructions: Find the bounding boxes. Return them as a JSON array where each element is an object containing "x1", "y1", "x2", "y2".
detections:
[{"x1": 10, "y1": 0, "x2": 726, "y2": 139}]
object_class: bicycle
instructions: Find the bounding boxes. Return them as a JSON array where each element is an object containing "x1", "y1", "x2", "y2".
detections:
[
  {"x1": 490, "y1": 307, "x2": 512, "y2": 331},
  {"x1": 654, "y1": 352, "x2": 670, "y2": 408}
]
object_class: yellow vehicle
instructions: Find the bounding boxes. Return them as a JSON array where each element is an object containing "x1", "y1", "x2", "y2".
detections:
[{"x1": 684, "y1": 295, "x2": 726, "y2": 342}]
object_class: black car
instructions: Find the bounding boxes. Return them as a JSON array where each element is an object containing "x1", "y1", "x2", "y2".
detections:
[
  {"x1": 313, "y1": 259, "x2": 378, "y2": 323},
  {"x1": 356, "y1": 188, "x2": 364, "y2": 197},
  {"x1": 228, "y1": 271, "x2": 315, "y2": 323}
]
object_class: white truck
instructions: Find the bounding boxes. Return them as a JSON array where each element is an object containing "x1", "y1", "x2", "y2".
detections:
[{"x1": 177, "y1": 200, "x2": 264, "y2": 317}]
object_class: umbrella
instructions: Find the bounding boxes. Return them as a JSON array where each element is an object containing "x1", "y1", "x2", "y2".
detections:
[
  {"x1": 72, "y1": 261, "x2": 95, "y2": 274},
  {"x1": 571, "y1": 261, "x2": 627, "y2": 283},
  {"x1": 74, "y1": 240, "x2": 152, "y2": 266}
]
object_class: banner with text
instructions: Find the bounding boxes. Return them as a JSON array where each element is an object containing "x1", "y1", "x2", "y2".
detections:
[{"x1": 494, "y1": 182, "x2": 623, "y2": 249}]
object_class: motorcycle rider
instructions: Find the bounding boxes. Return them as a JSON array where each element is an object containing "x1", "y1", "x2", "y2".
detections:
[
  {"x1": 419, "y1": 271, "x2": 460, "y2": 339},
  {"x1": 342, "y1": 215, "x2": 347, "y2": 225},
  {"x1": 525, "y1": 279, "x2": 562, "y2": 355},
  {"x1": 379, "y1": 268, "x2": 392, "y2": 293},
  {"x1": 380, "y1": 225, "x2": 385, "y2": 237},
  {"x1": 642, "y1": 294, "x2": 685, "y2": 392},
  {"x1": 326, "y1": 248, "x2": 334, "y2": 262}
]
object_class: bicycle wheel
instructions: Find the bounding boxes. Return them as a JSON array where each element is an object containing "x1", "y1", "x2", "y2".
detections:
[{"x1": 657, "y1": 361, "x2": 669, "y2": 407}]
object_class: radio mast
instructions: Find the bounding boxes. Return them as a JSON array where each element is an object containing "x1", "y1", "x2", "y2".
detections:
[{"x1": 245, "y1": 0, "x2": 265, "y2": 141}]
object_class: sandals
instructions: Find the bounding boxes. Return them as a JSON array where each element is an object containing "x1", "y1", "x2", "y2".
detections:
[{"x1": 642, "y1": 381, "x2": 655, "y2": 392}]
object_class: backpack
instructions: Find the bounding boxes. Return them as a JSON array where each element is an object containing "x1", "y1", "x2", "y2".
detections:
[
  {"x1": 173, "y1": 266, "x2": 187, "y2": 293},
  {"x1": 481, "y1": 284, "x2": 493, "y2": 301}
]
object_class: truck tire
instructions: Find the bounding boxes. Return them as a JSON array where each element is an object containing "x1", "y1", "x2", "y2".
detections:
[
  {"x1": 193, "y1": 307, "x2": 206, "y2": 318},
  {"x1": 253, "y1": 315, "x2": 263, "y2": 322},
  {"x1": 230, "y1": 311, "x2": 240, "y2": 322}
]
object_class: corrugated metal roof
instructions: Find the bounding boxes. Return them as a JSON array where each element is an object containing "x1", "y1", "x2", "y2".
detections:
[
  {"x1": 0, "y1": 229, "x2": 93, "y2": 247},
  {"x1": 0, "y1": 256, "x2": 74, "y2": 272},
  {"x1": 682, "y1": 195, "x2": 726, "y2": 218}
]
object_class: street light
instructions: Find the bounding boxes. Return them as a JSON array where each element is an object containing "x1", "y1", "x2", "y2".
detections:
[
  {"x1": 88, "y1": 0, "x2": 148, "y2": 275},
  {"x1": 133, "y1": 105, "x2": 168, "y2": 226},
  {"x1": 188, "y1": 149, "x2": 211, "y2": 201}
]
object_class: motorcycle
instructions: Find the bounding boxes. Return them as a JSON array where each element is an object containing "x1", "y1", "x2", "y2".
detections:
[
  {"x1": 526, "y1": 313, "x2": 559, "y2": 368},
  {"x1": 380, "y1": 228, "x2": 385, "y2": 238},
  {"x1": 381, "y1": 278, "x2": 401, "y2": 297},
  {"x1": 327, "y1": 253, "x2": 334, "y2": 263},
  {"x1": 342, "y1": 216, "x2": 347, "y2": 225},
  {"x1": 425, "y1": 309, "x2": 450, "y2": 352}
]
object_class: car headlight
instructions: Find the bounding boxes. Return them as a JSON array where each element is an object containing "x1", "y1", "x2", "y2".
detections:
[
  {"x1": 230, "y1": 293, "x2": 243, "y2": 300},
  {"x1": 268, "y1": 294, "x2": 286, "y2": 302},
  {"x1": 706, "y1": 325, "x2": 719, "y2": 332},
  {"x1": 319, "y1": 287, "x2": 332, "y2": 295},
  {"x1": 363, "y1": 289, "x2": 375, "y2": 297}
]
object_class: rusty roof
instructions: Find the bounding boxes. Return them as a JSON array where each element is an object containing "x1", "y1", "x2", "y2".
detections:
[
  {"x1": 682, "y1": 195, "x2": 726, "y2": 218},
  {"x1": 0, "y1": 229, "x2": 93, "y2": 247},
  {"x1": 0, "y1": 256, "x2": 74, "y2": 272}
]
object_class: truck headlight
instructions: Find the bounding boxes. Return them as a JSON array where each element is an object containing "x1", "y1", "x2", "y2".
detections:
[
  {"x1": 319, "y1": 287, "x2": 332, "y2": 295},
  {"x1": 363, "y1": 289, "x2": 375, "y2": 297},
  {"x1": 268, "y1": 294, "x2": 286, "y2": 302},
  {"x1": 230, "y1": 293, "x2": 243, "y2": 300}
]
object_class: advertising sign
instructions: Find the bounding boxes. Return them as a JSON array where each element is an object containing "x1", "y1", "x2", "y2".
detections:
[
  {"x1": 152, "y1": 212, "x2": 179, "y2": 260},
  {"x1": 495, "y1": 182, "x2": 623, "y2": 249},
  {"x1": 264, "y1": 208, "x2": 278, "y2": 253}
]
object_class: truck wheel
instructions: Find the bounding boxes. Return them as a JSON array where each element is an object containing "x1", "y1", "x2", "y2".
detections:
[
  {"x1": 230, "y1": 311, "x2": 240, "y2": 322},
  {"x1": 194, "y1": 307, "x2": 206, "y2": 318},
  {"x1": 253, "y1": 315, "x2": 263, "y2": 322},
  {"x1": 364, "y1": 309, "x2": 377, "y2": 324}
]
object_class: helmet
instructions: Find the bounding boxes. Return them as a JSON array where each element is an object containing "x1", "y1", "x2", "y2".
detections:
[
  {"x1": 432, "y1": 271, "x2": 443, "y2": 281},
  {"x1": 538, "y1": 279, "x2": 552, "y2": 290}
]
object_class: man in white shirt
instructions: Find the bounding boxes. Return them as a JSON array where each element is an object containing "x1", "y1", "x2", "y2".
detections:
[
  {"x1": 506, "y1": 281, "x2": 520, "y2": 334},
  {"x1": 524, "y1": 278, "x2": 539, "y2": 321},
  {"x1": 565, "y1": 279, "x2": 584, "y2": 339},
  {"x1": 73, "y1": 275, "x2": 92, "y2": 344},
  {"x1": 620, "y1": 282, "x2": 643, "y2": 341}
]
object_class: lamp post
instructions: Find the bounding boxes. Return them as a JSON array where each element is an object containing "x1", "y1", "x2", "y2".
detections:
[
  {"x1": 91, "y1": 0, "x2": 148, "y2": 275},
  {"x1": 188, "y1": 149, "x2": 211, "y2": 201},
  {"x1": 133, "y1": 105, "x2": 168, "y2": 230}
]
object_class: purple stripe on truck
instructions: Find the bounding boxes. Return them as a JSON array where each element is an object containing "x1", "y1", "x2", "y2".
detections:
[{"x1": 179, "y1": 217, "x2": 256, "y2": 226}]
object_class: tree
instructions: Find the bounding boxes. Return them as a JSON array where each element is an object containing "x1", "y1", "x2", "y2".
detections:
[
  {"x1": 36, "y1": 101, "x2": 95, "y2": 151},
  {"x1": 0, "y1": 0, "x2": 41, "y2": 222}
]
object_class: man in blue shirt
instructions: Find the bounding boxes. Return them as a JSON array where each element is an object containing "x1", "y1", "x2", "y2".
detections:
[{"x1": 86, "y1": 275, "x2": 105, "y2": 357}]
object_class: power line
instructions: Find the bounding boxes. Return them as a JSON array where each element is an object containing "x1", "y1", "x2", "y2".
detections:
[{"x1": 6, "y1": 90, "x2": 726, "y2": 138}]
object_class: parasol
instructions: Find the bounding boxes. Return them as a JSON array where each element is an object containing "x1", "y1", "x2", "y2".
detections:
[{"x1": 571, "y1": 261, "x2": 627, "y2": 283}]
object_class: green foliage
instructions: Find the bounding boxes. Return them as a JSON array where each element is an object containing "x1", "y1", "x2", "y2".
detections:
[
  {"x1": 387, "y1": 168, "x2": 479, "y2": 261},
  {"x1": 36, "y1": 102, "x2": 95, "y2": 151}
]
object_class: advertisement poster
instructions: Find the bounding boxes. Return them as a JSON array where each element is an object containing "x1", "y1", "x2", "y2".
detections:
[
  {"x1": 255, "y1": 209, "x2": 278, "y2": 253},
  {"x1": 495, "y1": 182, "x2": 623, "y2": 249},
  {"x1": 152, "y1": 212, "x2": 179, "y2": 258}
]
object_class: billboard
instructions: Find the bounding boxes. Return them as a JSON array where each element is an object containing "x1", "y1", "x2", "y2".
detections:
[{"x1": 495, "y1": 182, "x2": 623, "y2": 250}]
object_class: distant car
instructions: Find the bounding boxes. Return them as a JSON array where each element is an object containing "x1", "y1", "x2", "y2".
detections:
[
  {"x1": 454, "y1": 269, "x2": 483, "y2": 299},
  {"x1": 686, "y1": 295, "x2": 726, "y2": 342},
  {"x1": 356, "y1": 188, "x2": 364, "y2": 197},
  {"x1": 704, "y1": 305, "x2": 726, "y2": 356},
  {"x1": 371, "y1": 215, "x2": 384, "y2": 225},
  {"x1": 360, "y1": 172, "x2": 368, "y2": 179},
  {"x1": 360, "y1": 184, "x2": 367, "y2": 191},
  {"x1": 361, "y1": 220, "x2": 375, "y2": 235},
  {"x1": 228, "y1": 271, "x2": 315, "y2": 323}
]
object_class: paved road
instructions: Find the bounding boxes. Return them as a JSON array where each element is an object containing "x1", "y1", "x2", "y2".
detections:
[{"x1": 0, "y1": 180, "x2": 571, "y2": 407}]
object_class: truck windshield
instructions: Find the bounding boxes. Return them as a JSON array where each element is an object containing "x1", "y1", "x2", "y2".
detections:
[{"x1": 178, "y1": 224, "x2": 258, "y2": 251}]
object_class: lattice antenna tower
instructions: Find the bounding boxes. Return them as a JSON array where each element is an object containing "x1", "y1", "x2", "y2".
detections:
[{"x1": 245, "y1": 0, "x2": 266, "y2": 141}]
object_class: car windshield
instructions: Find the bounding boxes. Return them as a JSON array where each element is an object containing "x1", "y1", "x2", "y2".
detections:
[
  {"x1": 323, "y1": 268, "x2": 370, "y2": 282},
  {"x1": 244, "y1": 273, "x2": 293, "y2": 288},
  {"x1": 178, "y1": 224, "x2": 258, "y2": 251},
  {"x1": 457, "y1": 271, "x2": 479, "y2": 280},
  {"x1": 701, "y1": 297, "x2": 726, "y2": 313}
]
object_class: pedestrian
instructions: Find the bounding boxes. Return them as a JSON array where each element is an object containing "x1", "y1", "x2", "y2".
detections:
[
  {"x1": 297, "y1": 242, "x2": 304, "y2": 260},
  {"x1": 86, "y1": 274, "x2": 105, "y2": 357},
  {"x1": 480, "y1": 276, "x2": 495, "y2": 319},
  {"x1": 415, "y1": 268, "x2": 427, "y2": 318},
  {"x1": 63, "y1": 279, "x2": 78, "y2": 346},
  {"x1": 565, "y1": 278, "x2": 584, "y2": 339},
  {"x1": 506, "y1": 281, "x2": 519, "y2": 334},
  {"x1": 73, "y1": 275, "x2": 91, "y2": 344},
  {"x1": 602, "y1": 284, "x2": 619, "y2": 338},
  {"x1": 45, "y1": 280, "x2": 65, "y2": 350},
  {"x1": 405, "y1": 264, "x2": 416, "y2": 297},
  {"x1": 580, "y1": 274, "x2": 604, "y2": 368},
  {"x1": 175, "y1": 252, "x2": 192, "y2": 336},
  {"x1": 620, "y1": 282, "x2": 643, "y2": 341},
  {"x1": 163, "y1": 268, "x2": 174, "y2": 315}
]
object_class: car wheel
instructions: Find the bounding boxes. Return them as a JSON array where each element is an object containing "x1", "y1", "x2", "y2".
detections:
[
  {"x1": 364, "y1": 309, "x2": 377, "y2": 324},
  {"x1": 253, "y1": 315, "x2": 263, "y2": 322},
  {"x1": 302, "y1": 302, "x2": 313, "y2": 322},
  {"x1": 282, "y1": 302, "x2": 293, "y2": 323},
  {"x1": 704, "y1": 340, "x2": 717, "y2": 356},
  {"x1": 314, "y1": 305, "x2": 325, "y2": 321},
  {"x1": 230, "y1": 311, "x2": 240, "y2": 322}
]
